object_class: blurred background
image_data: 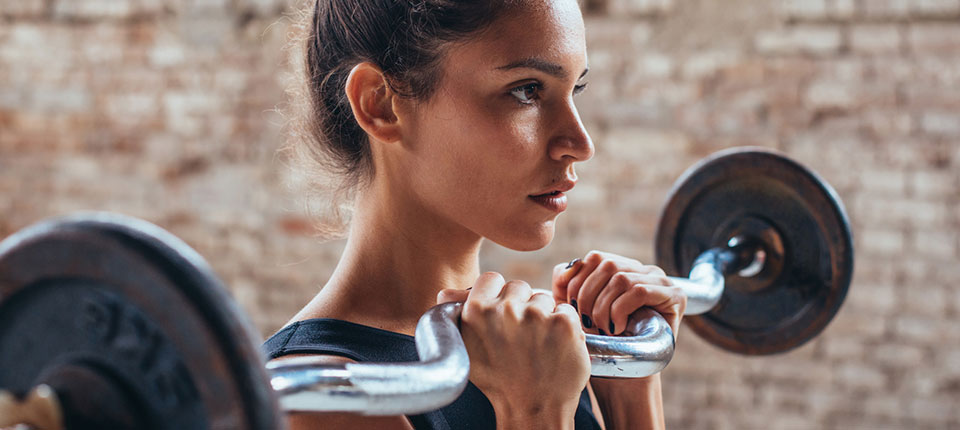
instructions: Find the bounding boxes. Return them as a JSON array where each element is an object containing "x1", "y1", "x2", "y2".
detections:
[{"x1": 1, "y1": 0, "x2": 958, "y2": 428}]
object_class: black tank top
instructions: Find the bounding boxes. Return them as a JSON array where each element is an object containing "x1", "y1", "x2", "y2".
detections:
[{"x1": 263, "y1": 318, "x2": 603, "y2": 430}]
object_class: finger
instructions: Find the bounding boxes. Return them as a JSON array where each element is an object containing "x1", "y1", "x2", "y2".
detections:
[
  {"x1": 591, "y1": 272, "x2": 634, "y2": 336},
  {"x1": 595, "y1": 273, "x2": 669, "y2": 335},
  {"x1": 552, "y1": 258, "x2": 583, "y2": 303},
  {"x1": 576, "y1": 258, "x2": 619, "y2": 331},
  {"x1": 609, "y1": 284, "x2": 686, "y2": 336},
  {"x1": 497, "y1": 280, "x2": 533, "y2": 303},
  {"x1": 525, "y1": 291, "x2": 557, "y2": 319},
  {"x1": 552, "y1": 302, "x2": 583, "y2": 337},
  {"x1": 468, "y1": 272, "x2": 507, "y2": 303},
  {"x1": 645, "y1": 264, "x2": 668, "y2": 277},
  {"x1": 566, "y1": 251, "x2": 606, "y2": 309},
  {"x1": 437, "y1": 288, "x2": 470, "y2": 304}
]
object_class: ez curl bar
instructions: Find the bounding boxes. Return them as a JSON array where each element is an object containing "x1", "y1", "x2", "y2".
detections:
[{"x1": 0, "y1": 148, "x2": 852, "y2": 429}]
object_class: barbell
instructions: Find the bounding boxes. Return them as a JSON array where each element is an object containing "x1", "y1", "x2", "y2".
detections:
[{"x1": 0, "y1": 147, "x2": 853, "y2": 429}]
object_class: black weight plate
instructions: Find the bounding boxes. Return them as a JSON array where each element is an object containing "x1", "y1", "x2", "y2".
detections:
[
  {"x1": 0, "y1": 213, "x2": 282, "y2": 429},
  {"x1": 655, "y1": 148, "x2": 854, "y2": 355}
]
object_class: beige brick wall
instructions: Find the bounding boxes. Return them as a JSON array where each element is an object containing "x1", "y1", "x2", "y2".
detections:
[{"x1": 1, "y1": 0, "x2": 958, "y2": 427}]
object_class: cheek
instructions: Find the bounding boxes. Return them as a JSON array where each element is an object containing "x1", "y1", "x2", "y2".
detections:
[{"x1": 421, "y1": 96, "x2": 539, "y2": 193}]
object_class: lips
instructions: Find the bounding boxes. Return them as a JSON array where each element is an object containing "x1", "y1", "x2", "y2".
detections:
[
  {"x1": 528, "y1": 180, "x2": 574, "y2": 213},
  {"x1": 529, "y1": 192, "x2": 567, "y2": 212},
  {"x1": 530, "y1": 180, "x2": 576, "y2": 197}
]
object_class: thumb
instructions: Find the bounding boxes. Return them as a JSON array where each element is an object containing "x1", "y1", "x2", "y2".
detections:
[{"x1": 437, "y1": 288, "x2": 470, "y2": 304}]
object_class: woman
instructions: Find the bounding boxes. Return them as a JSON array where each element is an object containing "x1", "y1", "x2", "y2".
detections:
[{"x1": 265, "y1": 0, "x2": 687, "y2": 428}]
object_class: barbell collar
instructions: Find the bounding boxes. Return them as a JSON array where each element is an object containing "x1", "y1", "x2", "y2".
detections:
[{"x1": 670, "y1": 240, "x2": 762, "y2": 316}]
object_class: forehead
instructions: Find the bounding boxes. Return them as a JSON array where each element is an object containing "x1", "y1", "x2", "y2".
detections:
[{"x1": 443, "y1": 0, "x2": 587, "y2": 80}]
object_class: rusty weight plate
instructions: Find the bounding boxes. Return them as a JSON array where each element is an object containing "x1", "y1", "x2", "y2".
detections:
[
  {"x1": 0, "y1": 213, "x2": 282, "y2": 429},
  {"x1": 656, "y1": 148, "x2": 854, "y2": 355}
]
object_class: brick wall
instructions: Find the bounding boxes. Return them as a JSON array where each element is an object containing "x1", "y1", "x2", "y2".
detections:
[{"x1": 1, "y1": 0, "x2": 958, "y2": 428}]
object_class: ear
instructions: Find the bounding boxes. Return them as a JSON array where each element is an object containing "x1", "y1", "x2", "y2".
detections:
[{"x1": 344, "y1": 62, "x2": 402, "y2": 144}]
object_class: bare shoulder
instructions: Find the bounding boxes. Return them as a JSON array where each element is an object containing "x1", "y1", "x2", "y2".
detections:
[{"x1": 270, "y1": 354, "x2": 416, "y2": 430}]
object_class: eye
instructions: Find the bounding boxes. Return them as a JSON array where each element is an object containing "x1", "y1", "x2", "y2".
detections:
[
  {"x1": 573, "y1": 82, "x2": 588, "y2": 95},
  {"x1": 510, "y1": 82, "x2": 542, "y2": 104}
]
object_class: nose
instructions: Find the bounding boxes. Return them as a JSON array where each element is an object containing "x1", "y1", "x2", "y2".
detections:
[{"x1": 548, "y1": 99, "x2": 594, "y2": 163}]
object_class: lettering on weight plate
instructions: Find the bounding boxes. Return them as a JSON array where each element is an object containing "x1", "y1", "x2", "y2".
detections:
[
  {"x1": 79, "y1": 295, "x2": 120, "y2": 344},
  {"x1": 150, "y1": 361, "x2": 199, "y2": 408},
  {"x1": 80, "y1": 292, "x2": 199, "y2": 408}
]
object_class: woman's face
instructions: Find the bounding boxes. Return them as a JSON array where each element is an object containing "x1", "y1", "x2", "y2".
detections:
[{"x1": 394, "y1": 0, "x2": 593, "y2": 251}]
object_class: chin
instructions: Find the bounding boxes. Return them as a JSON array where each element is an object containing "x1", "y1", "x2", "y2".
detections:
[{"x1": 489, "y1": 221, "x2": 556, "y2": 252}]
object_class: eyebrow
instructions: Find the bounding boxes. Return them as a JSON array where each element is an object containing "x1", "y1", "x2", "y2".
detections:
[{"x1": 495, "y1": 57, "x2": 589, "y2": 80}]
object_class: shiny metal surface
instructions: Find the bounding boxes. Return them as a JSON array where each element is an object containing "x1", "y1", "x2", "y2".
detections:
[
  {"x1": 670, "y1": 246, "x2": 741, "y2": 315},
  {"x1": 586, "y1": 243, "x2": 755, "y2": 378},
  {"x1": 586, "y1": 308, "x2": 675, "y2": 378},
  {"x1": 268, "y1": 246, "x2": 754, "y2": 398},
  {"x1": 267, "y1": 302, "x2": 470, "y2": 415}
]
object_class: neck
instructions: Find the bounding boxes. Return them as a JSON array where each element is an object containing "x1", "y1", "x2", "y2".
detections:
[{"x1": 299, "y1": 179, "x2": 483, "y2": 335}]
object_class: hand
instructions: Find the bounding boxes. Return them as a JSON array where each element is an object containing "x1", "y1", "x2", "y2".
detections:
[
  {"x1": 437, "y1": 273, "x2": 589, "y2": 425},
  {"x1": 552, "y1": 251, "x2": 686, "y2": 338}
]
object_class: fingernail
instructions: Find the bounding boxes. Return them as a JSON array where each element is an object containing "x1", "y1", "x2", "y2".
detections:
[
  {"x1": 598, "y1": 328, "x2": 607, "y2": 335},
  {"x1": 565, "y1": 258, "x2": 581, "y2": 269},
  {"x1": 570, "y1": 299, "x2": 578, "y2": 312},
  {"x1": 609, "y1": 321, "x2": 616, "y2": 334},
  {"x1": 581, "y1": 314, "x2": 593, "y2": 328}
]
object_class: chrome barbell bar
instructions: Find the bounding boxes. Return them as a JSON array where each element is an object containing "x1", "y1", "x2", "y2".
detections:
[{"x1": 266, "y1": 238, "x2": 759, "y2": 413}]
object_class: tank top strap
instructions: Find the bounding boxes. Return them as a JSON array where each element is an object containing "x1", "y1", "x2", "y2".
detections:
[{"x1": 263, "y1": 318, "x2": 420, "y2": 362}]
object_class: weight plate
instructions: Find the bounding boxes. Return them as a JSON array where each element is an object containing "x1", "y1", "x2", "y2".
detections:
[
  {"x1": 0, "y1": 213, "x2": 282, "y2": 429},
  {"x1": 655, "y1": 148, "x2": 854, "y2": 355}
]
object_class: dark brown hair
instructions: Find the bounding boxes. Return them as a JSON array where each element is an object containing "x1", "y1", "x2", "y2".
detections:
[{"x1": 285, "y1": 0, "x2": 520, "y2": 235}]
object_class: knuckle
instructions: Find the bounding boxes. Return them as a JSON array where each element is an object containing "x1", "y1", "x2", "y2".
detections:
[
  {"x1": 631, "y1": 284, "x2": 650, "y2": 298},
  {"x1": 480, "y1": 271, "x2": 504, "y2": 282},
  {"x1": 649, "y1": 265, "x2": 667, "y2": 277},
  {"x1": 550, "y1": 311, "x2": 580, "y2": 333},
  {"x1": 585, "y1": 250, "x2": 604, "y2": 263},
  {"x1": 598, "y1": 259, "x2": 619, "y2": 274},
  {"x1": 610, "y1": 272, "x2": 632, "y2": 288},
  {"x1": 506, "y1": 279, "x2": 531, "y2": 291}
]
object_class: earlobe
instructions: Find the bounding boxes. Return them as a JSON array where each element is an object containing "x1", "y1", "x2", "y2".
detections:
[{"x1": 344, "y1": 62, "x2": 402, "y2": 144}]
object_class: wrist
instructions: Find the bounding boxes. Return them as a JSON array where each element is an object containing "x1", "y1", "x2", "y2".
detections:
[
  {"x1": 590, "y1": 375, "x2": 665, "y2": 430},
  {"x1": 591, "y1": 373, "x2": 659, "y2": 394},
  {"x1": 491, "y1": 398, "x2": 577, "y2": 430}
]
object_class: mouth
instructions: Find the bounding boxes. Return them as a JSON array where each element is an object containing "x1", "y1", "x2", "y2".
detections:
[
  {"x1": 530, "y1": 190, "x2": 564, "y2": 198},
  {"x1": 528, "y1": 191, "x2": 567, "y2": 213}
]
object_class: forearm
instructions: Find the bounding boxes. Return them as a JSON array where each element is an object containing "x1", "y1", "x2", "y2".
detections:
[
  {"x1": 590, "y1": 374, "x2": 665, "y2": 430},
  {"x1": 492, "y1": 400, "x2": 578, "y2": 430}
]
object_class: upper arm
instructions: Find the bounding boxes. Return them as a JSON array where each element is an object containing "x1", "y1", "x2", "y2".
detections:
[{"x1": 270, "y1": 354, "x2": 416, "y2": 430}]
